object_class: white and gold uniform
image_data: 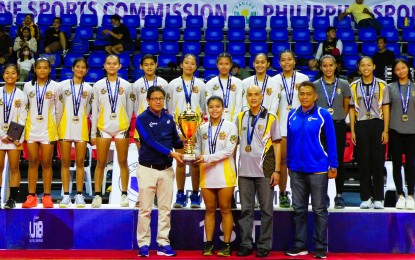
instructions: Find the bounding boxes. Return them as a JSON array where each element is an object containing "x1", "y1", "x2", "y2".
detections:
[
  {"x1": 205, "y1": 76, "x2": 243, "y2": 122},
  {"x1": 91, "y1": 77, "x2": 134, "y2": 138},
  {"x1": 58, "y1": 79, "x2": 94, "y2": 141},
  {"x1": 0, "y1": 87, "x2": 28, "y2": 150},
  {"x1": 166, "y1": 76, "x2": 206, "y2": 116},
  {"x1": 273, "y1": 72, "x2": 309, "y2": 136},
  {"x1": 195, "y1": 120, "x2": 238, "y2": 188},
  {"x1": 242, "y1": 75, "x2": 280, "y2": 114},
  {"x1": 23, "y1": 80, "x2": 63, "y2": 142}
]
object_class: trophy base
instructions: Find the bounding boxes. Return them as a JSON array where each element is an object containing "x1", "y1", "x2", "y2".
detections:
[{"x1": 183, "y1": 154, "x2": 196, "y2": 161}]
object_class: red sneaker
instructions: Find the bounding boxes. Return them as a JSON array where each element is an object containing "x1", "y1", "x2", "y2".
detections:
[
  {"x1": 42, "y1": 195, "x2": 54, "y2": 208},
  {"x1": 22, "y1": 195, "x2": 38, "y2": 208}
]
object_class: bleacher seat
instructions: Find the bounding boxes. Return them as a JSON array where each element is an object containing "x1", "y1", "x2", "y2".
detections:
[
  {"x1": 144, "y1": 15, "x2": 162, "y2": 28},
  {"x1": 290, "y1": 16, "x2": 309, "y2": 29},
  {"x1": 94, "y1": 26, "x2": 111, "y2": 47},
  {"x1": 358, "y1": 28, "x2": 377, "y2": 42},
  {"x1": 249, "y1": 42, "x2": 268, "y2": 55},
  {"x1": 8, "y1": 25, "x2": 18, "y2": 39},
  {"x1": 141, "y1": 41, "x2": 160, "y2": 54},
  {"x1": 133, "y1": 54, "x2": 143, "y2": 68},
  {"x1": 228, "y1": 16, "x2": 245, "y2": 28},
  {"x1": 313, "y1": 29, "x2": 327, "y2": 42},
  {"x1": 231, "y1": 55, "x2": 246, "y2": 68},
  {"x1": 409, "y1": 43, "x2": 415, "y2": 56},
  {"x1": 271, "y1": 42, "x2": 291, "y2": 55},
  {"x1": 248, "y1": 28, "x2": 267, "y2": 41},
  {"x1": 71, "y1": 38, "x2": 89, "y2": 53},
  {"x1": 0, "y1": 12, "x2": 13, "y2": 26},
  {"x1": 186, "y1": 15, "x2": 203, "y2": 28},
  {"x1": 402, "y1": 28, "x2": 415, "y2": 42},
  {"x1": 80, "y1": 14, "x2": 98, "y2": 27},
  {"x1": 398, "y1": 17, "x2": 415, "y2": 29},
  {"x1": 157, "y1": 55, "x2": 177, "y2": 67},
  {"x1": 128, "y1": 26, "x2": 137, "y2": 42},
  {"x1": 74, "y1": 27, "x2": 94, "y2": 40},
  {"x1": 301, "y1": 70, "x2": 319, "y2": 81},
  {"x1": 270, "y1": 16, "x2": 288, "y2": 29},
  {"x1": 60, "y1": 25, "x2": 72, "y2": 39},
  {"x1": 39, "y1": 25, "x2": 49, "y2": 37},
  {"x1": 362, "y1": 42, "x2": 378, "y2": 56},
  {"x1": 343, "y1": 55, "x2": 360, "y2": 70},
  {"x1": 162, "y1": 27, "x2": 180, "y2": 41},
  {"x1": 117, "y1": 53, "x2": 131, "y2": 68},
  {"x1": 15, "y1": 13, "x2": 27, "y2": 25},
  {"x1": 377, "y1": 17, "x2": 395, "y2": 29},
  {"x1": 249, "y1": 16, "x2": 267, "y2": 28},
  {"x1": 380, "y1": 28, "x2": 399, "y2": 43},
  {"x1": 123, "y1": 15, "x2": 140, "y2": 28},
  {"x1": 203, "y1": 55, "x2": 218, "y2": 69},
  {"x1": 204, "y1": 41, "x2": 224, "y2": 55},
  {"x1": 88, "y1": 53, "x2": 107, "y2": 68},
  {"x1": 272, "y1": 56, "x2": 282, "y2": 70},
  {"x1": 132, "y1": 68, "x2": 144, "y2": 81},
  {"x1": 49, "y1": 68, "x2": 57, "y2": 80},
  {"x1": 84, "y1": 69, "x2": 104, "y2": 82},
  {"x1": 37, "y1": 14, "x2": 55, "y2": 26},
  {"x1": 207, "y1": 16, "x2": 224, "y2": 28},
  {"x1": 101, "y1": 14, "x2": 112, "y2": 27},
  {"x1": 59, "y1": 67, "x2": 73, "y2": 81},
  {"x1": 183, "y1": 28, "x2": 202, "y2": 41},
  {"x1": 203, "y1": 69, "x2": 219, "y2": 82},
  {"x1": 387, "y1": 43, "x2": 400, "y2": 56},
  {"x1": 182, "y1": 42, "x2": 201, "y2": 55},
  {"x1": 61, "y1": 14, "x2": 78, "y2": 27},
  {"x1": 227, "y1": 28, "x2": 245, "y2": 41},
  {"x1": 227, "y1": 41, "x2": 246, "y2": 55},
  {"x1": 49, "y1": 55, "x2": 61, "y2": 68},
  {"x1": 141, "y1": 27, "x2": 159, "y2": 41},
  {"x1": 337, "y1": 28, "x2": 355, "y2": 42},
  {"x1": 165, "y1": 15, "x2": 182, "y2": 28},
  {"x1": 64, "y1": 53, "x2": 84, "y2": 67},
  {"x1": 269, "y1": 28, "x2": 288, "y2": 42},
  {"x1": 333, "y1": 16, "x2": 352, "y2": 29},
  {"x1": 205, "y1": 28, "x2": 223, "y2": 41},
  {"x1": 342, "y1": 42, "x2": 358, "y2": 56},
  {"x1": 312, "y1": 16, "x2": 330, "y2": 29},
  {"x1": 294, "y1": 42, "x2": 313, "y2": 56},
  {"x1": 160, "y1": 41, "x2": 179, "y2": 54},
  {"x1": 292, "y1": 28, "x2": 311, "y2": 41},
  {"x1": 117, "y1": 68, "x2": 128, "y2": 80}
]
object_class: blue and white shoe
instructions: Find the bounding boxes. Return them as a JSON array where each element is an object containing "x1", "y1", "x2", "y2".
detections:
[
  {"x1": 173, "y1": 193, "x2": 187, "y2": 208},
  {"x1": 138, "y1": 245, "x2": 149, "y2": 257},
  {"x1": 190, "y1": 193, "x2": 201, "y2": 208},
  {"x1": 157, "y1": 244, "x2": 176, "y2": 256}
]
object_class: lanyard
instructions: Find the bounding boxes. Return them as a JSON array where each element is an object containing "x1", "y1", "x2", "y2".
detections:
[
  {"x1": 398, "y1": 81, "x2": 411, "y2": 115},
  {"x1": 143, "y1": 76, "x2": 157, "y2": 91},
  {"x1": 254, "y1": 75, "x2": 269, "y2": 105},
  {"x1": 320, "y1": 78, "x2": 338, "y2": 108},
  {"x1": 218, "y1": 75, "x2": 231, "y2": 108},
  {"x1": 35, "y1": 80, "x2": 49, "y2": 116},
  {"x1": 70, "y1": 80, "x2": 84, "y2": 117},
  {"x1": 281, "y1": 72, "x2": 296, "y2": 106},
  {"x1": 3, "y1": 87, "x2": 16, "y2": 124},
  {"x1": 208, "y1": 119, "x2": 224, "y2": 154},
  {"x1": 247, "y1": 109, "x2": 262, "y2": 146},
  {"x1": 181, "y1": 76, "x2": 195, "y2": 105},
  {"x1": 359, "y1": 78, "x2": 376, "y2": 113},
  {"x1": 106, "y1": 78, "x2": 120, "y2": 113}
]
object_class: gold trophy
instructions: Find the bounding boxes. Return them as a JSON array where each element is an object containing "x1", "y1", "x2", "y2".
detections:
[{"x1": 174, "y1": 103, "x2": 203, "y2": 161}]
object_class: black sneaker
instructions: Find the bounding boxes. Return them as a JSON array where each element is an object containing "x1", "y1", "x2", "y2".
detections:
[
  {"x1": 236, "y1": 246, "x2": 252, "y2": 256},
  {"x1": 334, "y1": 195, "x2": 345, "y2": 209},
  {"x1": 279, "y1": 191, "x2": 291, "y2": 208},
  {"x1": 4, "y1": 199, "x2": 16, "y2": 209},
  {"x1": 217, "y1": 242, "x2": 231, "y2": 256},
  {"x1": 284, "y1": 248, "x2": 308, "y2": 256},
  {"x1": 314, "y1": 249, "x2": 327, "y2": 259},
  {"x1": 256, "y1": 248, "x2": 270, "y2": 258},
  {"x1": 203, "y1": 241, "x2": 214, "y2": 256}
]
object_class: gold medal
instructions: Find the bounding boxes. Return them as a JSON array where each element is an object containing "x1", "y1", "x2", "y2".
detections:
[
  {"x1": 37, "y1": 115, "x2": 44, "y2": 122},
  {"x1": 224, "y1": 108, "x2": 229, "y2": 114},
  {"x1": 2, "y1": 124, "x2": 8, "y2": 131},
  {"x1": 245, "y1": 145, "x2": 252, "y2": 152},
  {"x1": 365, "y1": 112, "x2": 371, "y2": 119},
  {"x1": 213, "y1": 85, "x2": 219, "y2": 90},
  {"x1": 287, "y1": 105, "x2": 292, "y2": 111},
  {"x1": 72, "y1": 116, "x2": 79, "y2": 123},
  {"x1": 402, "y1": 114, "x2": 409, "y2": 122},
  {"x1": 110, "y1": 113, "x2": 117, "y2": 120},
  {"x1": 328, "y1": 108, "x2": 334, "y2": 115},
  {"x1": 140, "y1": 87, "x2": 146, "y2": 93}
]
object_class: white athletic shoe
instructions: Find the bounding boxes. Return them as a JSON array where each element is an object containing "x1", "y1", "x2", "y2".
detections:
[
  {"x1": 75, "y1": 194, "x2": 86, "y2": 208},
  {"x1": 396, "y1": 196, "x2": 406, "y2": 209},
  {"x1": 120, "y1": 194, "x2": 129, "y2": 207},
  {"x1": 91, "y1": 195, "x2": 102, "y2": 208},
  {"x1": 406, "y1": 196, "x2": 415, "y2": 210},
  {"x1": 59, "y1": 195, "x2": 72, "y2": 208}
]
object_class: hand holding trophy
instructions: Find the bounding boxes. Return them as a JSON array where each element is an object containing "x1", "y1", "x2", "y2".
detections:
[{"x1": 174, "y1": 103, "x2": 203, "y2": 161}]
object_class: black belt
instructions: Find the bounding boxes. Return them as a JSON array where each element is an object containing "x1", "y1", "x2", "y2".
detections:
[
  {"x1": 334, "y1": 119, "x2": 346, "y2": 123},
  {"x1": 139, "y1": 162, "x2": 172, "y2": 171}
]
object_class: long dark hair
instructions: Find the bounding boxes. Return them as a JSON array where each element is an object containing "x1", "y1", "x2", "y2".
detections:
[
  {"x1": 31, "y1": 58, "x2": 51, "y2": 85},
  {"x1": 20, "y1": 26, "x2": 32, "y2": 40},
  {"x1": 391, "y1": 58, "x2": 413, "y2": 83},
  {"x1": 19, "y1": 45, "x2": 33, "y2": 62}
]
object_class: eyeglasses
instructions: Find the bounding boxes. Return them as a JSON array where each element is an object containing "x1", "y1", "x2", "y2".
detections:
[{"x1": 149, "y1": 97, "x2": 164, "y2": 102}]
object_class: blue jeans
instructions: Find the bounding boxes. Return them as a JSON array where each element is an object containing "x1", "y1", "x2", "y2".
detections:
[
  {"x1": 358, "y1": 18, "x2": 382, "y2": 33},
  {"x1": 290, "y1": 170, "x2": 328, "y2": 251}
]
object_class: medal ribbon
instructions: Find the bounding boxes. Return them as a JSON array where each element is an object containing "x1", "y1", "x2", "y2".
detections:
[
  {"x1": 106, "y1": 78, "x2": 120, "y2": 114},
  {"x1": 181, "y1": 76, "x2": 195, "y2": 105},
  {"x1": 218, "y1": 75, "x2": 232, "y2": 109},
  {"x1": 320, "y1": 78, "x2": 338, "y2": 108},
  {"x1": 35, "y1": 80, "x2": 50, "y2": 116},
  {"x1": 143, "y1": 76, "x2": 157, "y2": 91},
  {"x1": 398, "y1": 82, "x2": 411, "y2": 115},
  {"x1": 359, "y1": 78, "x2": 376, "y2": 113},
  {"x1": 254, "y1": 75, "x2": 269, "y2": 105},
  {"x1": 3, "y1": 87, "x2": 16, "y2": 124},
  {"x1": 281, "y1": 72, "x2": 296, "y2": 107},
  {"x1": 71, "y1": 80, "x2": 84, "y2": 117},
  {"x1": 208, "y1": 119, "x2": 224, "y2": 154},
  {"x1": 246, "y1": 110, "x2": 262, "y2": 147}
]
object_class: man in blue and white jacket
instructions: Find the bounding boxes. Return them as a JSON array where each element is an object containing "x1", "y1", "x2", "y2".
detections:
[{"x1": 284, "y1": 81, "x2": 338, "y2": 259}]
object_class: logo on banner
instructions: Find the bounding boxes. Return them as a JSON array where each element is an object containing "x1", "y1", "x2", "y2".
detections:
[
  {"x1": 232, "y1": 1, "x2": 258, "y2": 24},
  {"x1": 29, "y1": 216, "x2": 43, "y2": 243}
]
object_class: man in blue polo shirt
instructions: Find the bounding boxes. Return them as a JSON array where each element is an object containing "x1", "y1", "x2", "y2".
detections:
[{"x1": 136, "y1": 86, "x2": 183, "y2": 257}]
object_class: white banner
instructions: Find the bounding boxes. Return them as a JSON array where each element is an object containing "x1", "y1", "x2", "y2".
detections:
[{"x1": 1, "y1": 0, "x2": 414, "y2": 26}]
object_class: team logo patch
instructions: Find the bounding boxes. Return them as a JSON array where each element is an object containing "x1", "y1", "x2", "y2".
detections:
[
  {"x1": 336, "y1": 88, "x2": 341, "y2": 94},
  {"x1": 176, "y1": 86, "x2": 182, "y2": 92},
  {"x1": 266, "y1": 88, "x2": 273, "y2": 96},
  {"x1": 65, "y1": 90, "x2": 71, "y2": 96},
  {"x1": 213, "y1": 85, "x2": 219, "y2": 90},
  {"x1": 29, "y1": 91, "x2": 35, "y2": 98},
  {"x1": 242, "y1": 126, "x2": 247, "y2": 131},
  {"x1": 374, "y1": 93, "x2": 379, "y2": 99},
  {"x1": 219, "y1": 131, "x2": 226, "y2": 140},
  {"x1": 130, "y1": 93, "x2": 136, "y2": 102},
  {"x1": 25, "y1": 103, "x2": 29, "y2": 111},
  {"x1": 0, "y1": 99, "x2": 3, "y2": 106},
  {"x1": 118, "y1": 87, "x2": 124, "y2": 95},
  {"x1": 14, "y1": 99, "x2": 21, "y2": 108},
  {"x1": 140, "y1": 87, "x2": 146, "y2": 93},
  {"x1": 101, "y1": 88, "x2": 107, "y2": 94},
  {"x1": 278, "y1": 93, "x2": 281, "y2": 99},
  {"x1": 280, "y1": 85, "x2": 284, "y2": 91},
  {"x1": 412, "y1": 91, "x2": 415, "y2": 97},
  {"x1": 82, "y1": 91, "x2": 88, "y2": 98},
  {"x1": 45, "y1": 91, "x2": 53, "y2": 99},
  {"x1": 59, "y1": 94, "x2": 63, "y2": 102},
  {"x1": 166, "y1": 93, "x2": 171, "y2": 101},
  {"x1": 258, "y1": 124, "x2": 264, "y2": 131},
  {"x1": 357, "y1": 97, "x2": 362, "y2": 101},
  {"x1": 192, "y1": 86, "x2": 199, "y2": 94},
  {"x1": 205, "y1": 91, "x2": 209, "y2": 97},
  {"x1": 295, "y1": 83, "x2": 300, "y2": 90},
  {"x1": 203, "y1": 133, "x2": 208, "y2": 139},
  {"x1": 230, "y1": 84, "x2": 236, "y2": 91},
  {"x1": 89, "y1": 94, "x2": 94, "y2": 104},
  {"x1": 230, "y1": 135, "x2": 238, "y2": 144}
]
